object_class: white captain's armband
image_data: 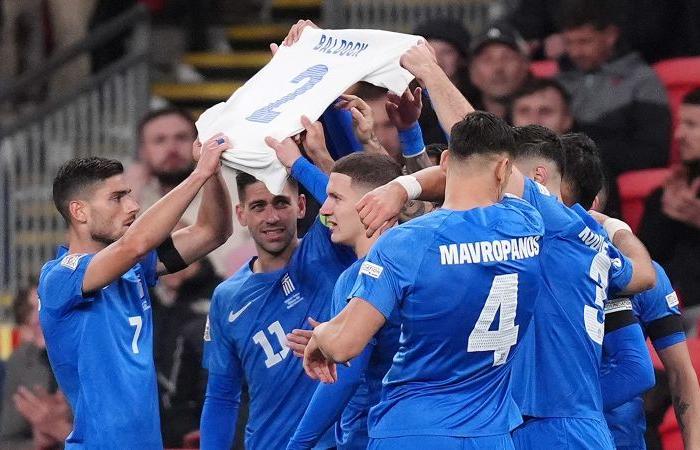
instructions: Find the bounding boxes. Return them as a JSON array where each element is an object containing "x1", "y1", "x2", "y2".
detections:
[{"x1": 604, "y1": 297, "x2": 633, "y2": 315}]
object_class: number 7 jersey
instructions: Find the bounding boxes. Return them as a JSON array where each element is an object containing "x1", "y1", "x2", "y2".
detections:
[{"x1": 349, "y1": 197, "x2": 545, "y2": 438}]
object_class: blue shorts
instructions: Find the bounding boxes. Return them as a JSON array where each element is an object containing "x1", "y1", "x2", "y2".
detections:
[
  {"x1": 512, "y1": 417, "x2": 615, "y2": 450},
  {"x1": 368, "y1": 434, "x2": 514, "y2": 450}
]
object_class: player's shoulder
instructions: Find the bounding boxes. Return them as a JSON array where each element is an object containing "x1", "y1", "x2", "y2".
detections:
[
  {"x1": 39, "y1": 253, "x2": 92, "y2": 287},
  {"x1": 497, "y1": 194, "x2": 545, "y2": 233}
]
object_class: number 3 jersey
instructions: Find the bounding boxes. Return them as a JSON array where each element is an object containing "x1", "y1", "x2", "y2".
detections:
[
  {"x1": 204, "y1": 219, "x2": 355, "y2": 450},
  {"x1": 38, "y1": 248, "x2": 161, "y2": 449},
  {"x1": 511, "y1": 179, "x2": 634, "y2": 420},
  {"x1": 349, "y1": 197, "x2": 545, "y2": 439}
]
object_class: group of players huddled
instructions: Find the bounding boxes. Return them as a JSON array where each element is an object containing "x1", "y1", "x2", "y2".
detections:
[{"x1": 37, "y1": 20, "x2": 700, "y2": 450}]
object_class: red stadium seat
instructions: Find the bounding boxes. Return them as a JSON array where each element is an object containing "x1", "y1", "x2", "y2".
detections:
[
  {"x1": 653, "y1": 57, "x2": 700, "y2": 163},
  {"x1": 530, "y1": 59, "x2": 559, "y2": 79},
  {"x1": 617, "y1": 168, "x2": 671, "y2": 233}
]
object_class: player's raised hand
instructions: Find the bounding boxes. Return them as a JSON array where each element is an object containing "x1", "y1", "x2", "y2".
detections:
[
  {"x1": 356, "y1": 182, "x2": 408, "y2": 237},
  {"x1": 193, "y1": 133, "x2": 230, "y2": 178},
  {"x1": 386, "y1": 86, "x2": 423, "y2": 131},
  {"x1": 265, "y1": 136, "x2": 303, "y2": 169},
  {"x1": 300, "y1": 115, "x2": 334, "y2": 172},
  {"x1": 400, "y1": 41, "x2": 440, "y2": 84},
  {"x1": 336, "y1": 94, "x2": 375, "y2": 144},
  {"x1": 282, "y1": 19, "x2": 319, "y2": 47}
]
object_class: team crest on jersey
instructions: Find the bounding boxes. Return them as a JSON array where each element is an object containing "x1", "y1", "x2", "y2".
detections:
[
  {"x1": 360, "y1": 261, "x2": 383, "y2": 279},
  {"x1": 666, "y1": 291, "x2": 680, "y2": 308},
  {"x1": 203, "y1": 316, "x2": 211, "y2": 341},
  {"x1": 60, "y1": 253, "x2": 85, "y2": 270},
  {"x1": 281, "y1": 273, "x2": 303, "y2": 309}
]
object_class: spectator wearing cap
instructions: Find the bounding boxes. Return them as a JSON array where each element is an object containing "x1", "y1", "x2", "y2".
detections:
[
  {"x1": 413, "y1": 19, "x2": 474, "y2": 145},
  {"x1": 555, "y1": 0, "x2": 670, "y2": 193},
  {"x1": 469, "y1": 24, "x2": 531, "y2": 119},
  {"x1": 510, "y1": 77, "x2": 574, "y2": 135}
]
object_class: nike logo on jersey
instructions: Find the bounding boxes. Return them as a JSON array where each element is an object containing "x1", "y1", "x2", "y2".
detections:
[{"x1": 229, "y1": 301, "x2": 253, "y2": 322}]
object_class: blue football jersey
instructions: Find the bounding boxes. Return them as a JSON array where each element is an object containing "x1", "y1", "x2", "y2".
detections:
[
  {"x1": 204, "y1": 219, "x2": 355, "y2": 450},
  {"x1": 38, "y1": 248, "x2": 161, "y2": 449},
  {"x1": 511, "y1": 183, "x2": 633, "y2": 420},
  {"x1": 603, "y1": 262, "x2": 684, "y2": 449},
  {"x1": 349, "y1": 197, "x2": 545, "y2": 439},
  {"x1": 330, "y1": 258, "x2": 401, "y2": 449}
]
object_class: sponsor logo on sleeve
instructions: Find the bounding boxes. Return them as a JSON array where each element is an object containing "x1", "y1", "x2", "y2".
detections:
[
  {"x1": 666, "y1": 291, "x2": 680, "y2": 308},
  {"x1": 360, "y1": 261, "x2": 383, "y2": 279},
  {"x1": 60, "y1": 253, "x2": 85, "y2": 271}
]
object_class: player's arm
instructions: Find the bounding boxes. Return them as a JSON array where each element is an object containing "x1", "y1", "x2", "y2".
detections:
[
  {"x1": 81, "y1": 136, "x2": 229, "y2": 293},
  {"x1": 657, "y1": 342, "x2": 700, "y2": 448},
  {"x1": 400, "y1": 42, "x2": 474, "y2": 134},
  {"x1": 266, "y1": 133, "x2": 329, "y2": 204},
  {"x1": 310, "y1": 298, "x2": 386, "y2": 371},
  {"x1": 200, "y1": 372, "x2": 242, "y2": 449},
  {"x1": 590, "y1": 211, "x2": 656, "y2": 294},
  {"x1": 160, "y1": 162, "x2": 234, "y2": 275},
  {"x1": 287, "y1": 344, "x2": 373, "y2": 449},
  {"x1": 601, "y1": 300, "x2": 656, "y2": 410}
]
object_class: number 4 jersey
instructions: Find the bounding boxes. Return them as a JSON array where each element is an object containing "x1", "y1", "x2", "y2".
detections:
[
  {"x1": 349, "y1": 196, "x2": 545, "y2": 439},
  {"x1": 204, "y1": 219, "x2": 355, "y2": 449},
  {"x1": 38, "y1": 248, "x2": 161, "y2": 449}
]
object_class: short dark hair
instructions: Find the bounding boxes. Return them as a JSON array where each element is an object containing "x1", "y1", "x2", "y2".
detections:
[
  {"x1": 13, "y1": 277, "x2": 38, "y2": 326},
  {"x1": 331, "y1": 153, "x2": 403, "y2": 190},
  {"x1": 683, "y1": 88, "x2": 700, "y2": 106},
  {"x1": 235, "y1": 171, "x2": 298, "y2": 202},
  {"x1": 137, "y1": 107, "x2": 197, "y2": 143},
  {"x1": 426, "y1": 143, "x2": 448, "y2": 160},
  {"x1": 555, "y1": 0, "x2": 617, "y2": 31},
  {"x1": 353, "y1": 81, "x2": 388, "y2": 102},
  {"x1": 513, "y1": 124, "x2": 560, "y2": 148},
  {"x1": 511, "y1": 78, "x2": 571, "y2": 107},
  {"x1": 53, "y1": 157, "x2": 124, "y2": 223},
  {"x1": 512, "y1": 139, "x2": 567, "y2": 177},
  {"x1": 560, "y1": 132, "x2": 604, "y2": 209},
  {"x1": 449, "y1": 111, "x2": 515, "y2": 160}
]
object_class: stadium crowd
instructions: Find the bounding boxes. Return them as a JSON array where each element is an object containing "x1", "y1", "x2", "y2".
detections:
[{"x1": 2, "y1": 0, "x2": 700, "y2": 449}]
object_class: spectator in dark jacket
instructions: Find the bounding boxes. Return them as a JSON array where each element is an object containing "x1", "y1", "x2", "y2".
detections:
[{"x1": 640, "y1": 88, "x2": 700, "y2": 330}]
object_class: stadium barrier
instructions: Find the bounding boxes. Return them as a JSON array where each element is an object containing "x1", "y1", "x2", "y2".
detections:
[
  {"x1": 322, "y1": 0, "x2": 509, "y2": 34},
  {"x1": 0, "y1": 4, "x2": 151, "y2": 307}
]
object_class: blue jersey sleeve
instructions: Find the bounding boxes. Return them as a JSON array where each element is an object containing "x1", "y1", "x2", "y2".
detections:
[
  {"x1": 605, "y1": 243, "x2": 634, "y2": 296},
  {"x1": 320, "y1": 103, "x2": 363, "y2": 160},
  {"x1": 203, "y1": 289, "x2": 243, "y2": 377},
  {"x1": 139, "y1": 250, "x2": 159, "y2": 287},
  {"x1": 200, "y1": 372, "x2": 241, "y2": 449},
  {"x1": 39, "y1": 253, "x2": 96, "y2": 316},
  {"x1": 291, "y1": 157, "x2": 329, "y2": 204},
  {"x1": 601, "y1": 323, "x2": 656, "y2": 411},
  {"x1": 637, "y1": 262, "x2": 685, "y2": 351},
  {"x1": 348, "y1": 228, "x2": 424, "y2": 319},
  {"x1": 287, "y1": 344, "x2": 373, "y2": 450},
  {"x1": 302, "y1": 218, "x2": 356, "y2": 269}
]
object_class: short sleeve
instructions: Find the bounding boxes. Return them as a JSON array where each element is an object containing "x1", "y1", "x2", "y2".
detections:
[
  {"x1": 203, "y1": 290, "x2": 243, "y2": 378},
  {"x1": 139, "y1": 250, "x2": 159, "y2": 287},
  {"x1": 638, "y1": 262, "x2": 685, "y2": 350},
  {"x1": 606, "y1": 243, "x2": 634, "y2": 296},
  {"x1": 39, "y1": 254, "x2": 96, "y2": 316},
  {"x1": 348, "y1": 229, "x2": 423, "y2": 319}
]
